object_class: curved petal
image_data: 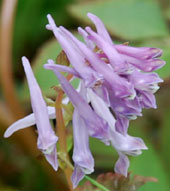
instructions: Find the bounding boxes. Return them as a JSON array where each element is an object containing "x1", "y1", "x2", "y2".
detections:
[
  {"x1": 45, "y1": 59, "x2": 80, "y2": 77},
  {"x1": 115, "y1": 45, "x2": 163, "y2": 59},
  {"x1": 4, "y1": 113, "x2": 35, "y2": 138},
  {"x1": 60, "y1": 26, "x2": 135, "y2": 98},
  {"x1": 87, "y1": 89, "x2": 115, "y2": 132},
  {"x1": 114, "y1": 152, "x2": 129, "y2": 177},
  {"x1": 72, "y1": 110, "x2": 94, "y2": 175},
  {"x1": 22, "y1": 57, "x2": 58, "y2": 170},
  {"x1": 4, "y1": 105, "x2": 56, "y2": 138},
  {"x1": 44, "y1": 146, "x2": 58, "y2": 171},
  {"x1": 50, "y1": 68, "x2": 109, "y2": 142},
  {"x1": 115, "y1": 115, "x2": 129, "y2": 135},
  {"x1": 87, "y1": 13, "x2": 113, "y2": 45},
  {"x1": 121, "y1": 54, "x2": 165, "y2": 72},
  {"x1": 72, "y1": 165, "x2": 85, "y2": 189},
  {"x1": 86, "y1": 26, "x2": 128, "y2": 73},
  {"x1": 78, "y1": 27, "x2": 95, "y2": 49},
  {"x1": 47, "y1": 15, "x2": 103, "y2": 88},
  {"x1": 110, "y1": 131, "x2": 148, "y2": 155}
]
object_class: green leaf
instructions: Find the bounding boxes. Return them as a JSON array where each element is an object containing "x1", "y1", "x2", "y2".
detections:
[
  {"x1": 89, "y1": 137, "x2": 117, "y2": 169},
  {"x1": 69, "y1": 0, "x2": 169, "y2": 40},
  {"x1": 160, "y1": 108, "x2": 170, "y2": 179},
  {"x1": 129, "y1": 127, "x2": 170, "y2": 191},
  {"x1": 13, "y1": 0, "x2": 74, "y2": 67},
  {"x1": 154, "y1": 82, "x2": 170, "y2": 179}
]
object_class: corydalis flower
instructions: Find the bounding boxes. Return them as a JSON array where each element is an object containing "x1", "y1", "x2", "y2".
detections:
[
  {"x1": 72, "y1": 109, "x2": 94, "y2": 188},
  {"x1": 4, "y1": 57, "x2": 58, "y2": 171},
  {"x1": 46, "y1": 13, "x2": 164, "y2": 136},
  {"x1": 45, "y1": 12, "x2": 164, "y2": 184}
]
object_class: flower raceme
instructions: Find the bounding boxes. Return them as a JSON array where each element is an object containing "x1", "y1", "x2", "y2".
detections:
[
  {"x1": 4, "y1": 13, "x2": 165, "y2": 189},
  {"x1": 45, "y1": 12, "x2": 164, "y2": 184}
]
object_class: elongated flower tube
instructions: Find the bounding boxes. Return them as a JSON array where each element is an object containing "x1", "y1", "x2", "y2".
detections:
[
  {"x1": 4, "y1": 106, "x2": 56, "y2": 137},
  {"x1": 59, "y1": 25, "x2": 135, "y2": 99},
  {"x1": 46, "y1": 14, "x2": 103, "y2": 88},
  {"x1": 72, "y1": 109, "x2": 94, "y2": 188},
  {"x1": 44, "y1": 13, "x2": 164, "y2": 180},
  {"x1": 86, "y1": 13, "x2": 165, "y2": 73},
  {"x1": 3, "y1": 12, "x2": 165, "y2": 189},
  {"x1": 87, "y1": 89, "x2": 147, "y2": 176},
  {"x1": 87, "y1": 13, "x2": 113, "y2": 45},
  {"x1": 85, "y1": 26, "x2": 129, "y2": 73},
  {"x1": 4, "y1": 57, "x2": 58, "y2": 171},
  {"x1": 45, "y1": 64, "x2": 109, "y2": 143}
]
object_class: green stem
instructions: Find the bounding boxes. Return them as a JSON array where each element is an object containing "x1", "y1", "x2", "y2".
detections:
[
  {"x1": 84, "y1": 175, "x2": 110, "y2": 191},
  {"x1": 58, "y1": 152, "x2": 110, "y2": 191},
  {"x1": 58, "y1": 152, "x2": 74, "y2": 170}
]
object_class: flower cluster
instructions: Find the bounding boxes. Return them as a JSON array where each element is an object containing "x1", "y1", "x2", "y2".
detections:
[{"x1": 4, "y1": 13, "x2": 165, "y2": 188}]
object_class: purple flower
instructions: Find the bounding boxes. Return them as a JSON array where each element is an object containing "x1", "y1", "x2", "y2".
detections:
[
  {"x1": 45, "y1": 64, "x2": 109, "y2": 143},
  {"x1": 4, "y1": 106, "x2": 56, "y2": 137},
  {"x1": 46, "y1": 15, "x2": 103, "y2": 88},
  {"x1": 4, "y1": 57, "x2": 58, "y2": 171},
  {"x1": 115, "y1": 44, "x2": 165, "y2": 72},
  {"x1": 4, "y1": 12, "x2": 165, "y2": 189},
  {"x1": 72, "y1": 109, "x2": 94, "y2": 188},
  {"x1": 45, "y1": 12, "x2": 164, "y2": 183},
  {"x1": 87, "y1": 89, "x2": 147, "y2": 176}
]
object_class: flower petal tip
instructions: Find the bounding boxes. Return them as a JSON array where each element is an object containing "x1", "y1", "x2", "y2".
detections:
[
  {"x1": 87, "y1": 12, "x2": 95, "y2": 18},
  {"x1": 21, "y1": 56, "x2": 29, "y2": 64},
  {"x1": 4, "y1": 130, "x2": 10, "y2": 138}
]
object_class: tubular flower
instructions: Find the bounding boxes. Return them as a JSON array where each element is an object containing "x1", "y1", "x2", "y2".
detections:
[
  {"x1": 4, "y1": 57, "x2": 58, "y2": 171},
  {"x1": 45, "y1": 12, "x2": 164, "y2": 184},
  {"x1": 45, "y1": 13, "x2": 164, "y2": 136},
  {"x1": 4, "y1": 11, "x2": 165, "y2": 189},
  {"x1": 72, "y1": 109, "x2": 94, "y2": 188}
]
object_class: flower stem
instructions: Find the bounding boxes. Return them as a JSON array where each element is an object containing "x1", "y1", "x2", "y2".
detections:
[
  {"x1": 55, "y1": 82, "x2": 73, "y2": 191},
  {"x1": 84, "y1": 175, "x2": 110, "y2": 191},
  {"x1": 55, "y1": 74, "x2": 109, "y2": 191}
]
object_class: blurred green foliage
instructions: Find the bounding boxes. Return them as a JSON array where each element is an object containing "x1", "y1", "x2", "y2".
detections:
[
  {"x1": 1, "y1": 0, "x2": 170, "y2": 190},
  {"x1": 13, "y1": 0, "x2": 74, "y2": 73},
  {"x1": 69, "y1": 0, "x2": 169, "y2": 40}
]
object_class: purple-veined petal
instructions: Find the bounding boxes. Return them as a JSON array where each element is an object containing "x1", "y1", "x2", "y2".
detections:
[
  {"x1": 72, "y1": 165, "x2": 86, "y2": 189},
  {"x1": 121, "y1": 54, "x2": 165, "y2": 72},
  {"x1": 49, "y1": 68, "x2": 109, "y2": 141},
  {"x1": 72, "y1": 109, "x2": 94, "y2": 188},
  {"x1": 87, "y1": 89, "x2": 147, "y2": 158},
  {"x1": 22, "y1": 57, "x2": 58, "y2": 170},
  {"x1": 138, "y1": 91, "x2": 157, "y2": 109},
  {"x1": 114, "y1": 152, "x2": 129, "y2": 177},
  {"x1": 115, "y1": 115, "x2": 129, "y2": 135},
  {"x1": 92, "y1": 85, "x2": 110, "y2": 106},
  {"x1": 130, "y1": 70, "x2": 163, "y2": 94},
  {"x1": 109, "y1": 90, "x2": 142, "y2": 120},
  {"x1": 115, "y1": 44, "x2": 163, "y2": 59},
  {"x1": 44, "y1": 146, "x2": 58, "y2": 171},
  {"x1": 87, "y1": 13, "x2": 113, "y2": 45},
  {"x1": 110, "y1": 130, "x2": 147, "y2": 156}
]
